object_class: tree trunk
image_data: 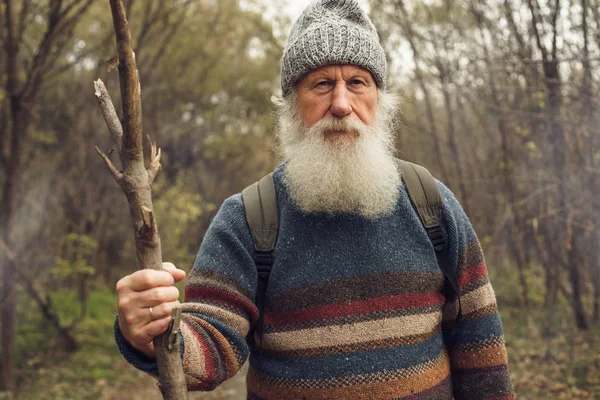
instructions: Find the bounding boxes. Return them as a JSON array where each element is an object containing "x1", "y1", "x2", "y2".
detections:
[
  {"x1": 0, "y1": 258, "x2": 16, "y2": 393},
  {"x1": 567, "y1": 223, "x2": 590, "y2": 330},
  {"x1": 0, "y1": 0, "x2": 24, "y2": 391},
  {"x1": 527, "y1": 0, "x2": 590, "y2": 329},
  {"x1": 580, "y1": 0, "x2": 600, "y2": 325},
  {"x1": 440, "y1": 73, "x2": 470, "y2": 212}
]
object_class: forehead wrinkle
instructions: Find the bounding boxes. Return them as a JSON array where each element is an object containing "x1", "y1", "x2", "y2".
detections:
[{"x1": 302, "y1": 65, "x2": 374, "y2": 86}]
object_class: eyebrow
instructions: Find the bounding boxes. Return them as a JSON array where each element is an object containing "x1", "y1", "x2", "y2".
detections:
[
  {"x1": 350, "y1": 71, "x2": 373, "y2": 81},
  {"x1": 302, "y1": 69, "x2": 373, "y2": 86},
  {"x1": 305, "y1": 72, "x2": 330, "y2": 83}
]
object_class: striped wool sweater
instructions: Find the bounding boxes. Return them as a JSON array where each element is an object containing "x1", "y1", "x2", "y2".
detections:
[{"x1": 115, "y1": 164, "x2": 514, "y2": 399}]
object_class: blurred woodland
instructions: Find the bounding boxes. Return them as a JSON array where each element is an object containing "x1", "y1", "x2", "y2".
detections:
[{"x1": 0, "y1": 0, "x2": 599, "y2": 399}]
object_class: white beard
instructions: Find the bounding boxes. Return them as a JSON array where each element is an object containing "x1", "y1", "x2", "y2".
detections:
[{"x1": 274, "y1": 91, "x2": 401, "y2": 219}]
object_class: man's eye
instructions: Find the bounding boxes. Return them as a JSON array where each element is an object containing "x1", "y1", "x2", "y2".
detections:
[
  {"x1": 350, "y1": 79, "x2": 365, "y2": 86},
  {"x1": 315, "y1": 81, "x2": 331, "y2": 87}
]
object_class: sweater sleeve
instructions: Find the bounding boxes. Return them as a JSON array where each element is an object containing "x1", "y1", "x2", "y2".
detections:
[
  {"x1": 438, "y1": 183, "x2": 515, "y2": 400},
  {"x1": 178, "y1": 193, "x2": 258, "y2": 390},
  {"x1": 114, "y1": 193, "x2": 259, "y2": 391}
]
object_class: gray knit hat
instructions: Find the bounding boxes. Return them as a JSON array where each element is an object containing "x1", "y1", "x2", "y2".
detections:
[{"x1": 280, "y1": 0, "x2": 386, "y2": 96}]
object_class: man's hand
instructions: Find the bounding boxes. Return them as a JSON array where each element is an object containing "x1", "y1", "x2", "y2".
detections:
[{"x1": 116, "y1": 262, "x2": 186, "y2": 359}]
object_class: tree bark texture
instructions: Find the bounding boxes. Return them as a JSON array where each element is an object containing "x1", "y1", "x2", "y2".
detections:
[
  {"x1": 95, "y1": 1, "x2": 188, "y2": 398},
  {"x1": 0, "y1": 0, "x2": 23, "y2": 392}
]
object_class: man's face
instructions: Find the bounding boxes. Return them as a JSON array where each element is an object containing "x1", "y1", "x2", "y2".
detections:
[
  {"x1": 295, "y1": 64, "x2": 378, "y2": 143},
  {"x1": 275, "y1": 64, "x2": 400, "y2": 218}
]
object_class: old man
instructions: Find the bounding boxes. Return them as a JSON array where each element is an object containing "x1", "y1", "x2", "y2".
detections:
[{"x1": 114, "y1": 0, "x2": 515, "y2": 398}]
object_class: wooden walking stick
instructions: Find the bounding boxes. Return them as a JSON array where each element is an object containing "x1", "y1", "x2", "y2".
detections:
[{"x1": 94, "y1": 1, "x2": 188, "y2": 398}]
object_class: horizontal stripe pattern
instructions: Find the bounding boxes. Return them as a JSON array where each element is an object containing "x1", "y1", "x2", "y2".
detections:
[
  {"x1": 448, "y1": 336, "x2": 508, "y2": 371},
  {"x1": 262, "y1": 310, "x2": 442, "y2": 351},
  {"x1": 185, "y1": 286, "x2": 257, "y2": 325},
  {"x1": 447, "y1": 236, "x2": 514, "y2": 399},
  {"x1": 245, "y1": 236, "x2": 512, "y2": 398},
  {"x1": 247, "y1": 351, "x2": 452, "y2": 399},
  {"x1": 457, "y1": 240, "x2": 485, "y2": 276},
  {"x1": 267, "y1": 270, "x2": 446, "y2": 313},
  {"x1": 264, "y1": 303, "x2": 442, "y2": 334},
  {"x1": 459, "y1": 261, "x2": 488, "y2": 289},
  {"x1": 253, "y1": 336, "x2": 448, "y2": 381},
  {"x1": 186, "y1": 268, "x2": 252, "y2": 300},
  {"x1": 247, "y1": 234, "x2": 512, "y2": 398},
  {"x1": 265, "y1": 291, "x2": 445, "y2": 328},
  {"x1": 112, "y1": 168, "x2": 513, "y2": 399},
  {"x1": 179, "y1": 268, "x2": 257, "y2": 391},
  {"x1": 181, "y1": 302, "x2": 250, "y2": 335},
  {"x1": 461, "y1": 282, "x2": 497, "y2": 315},
  {"x1": 264, "y1": 328, "x2": 440, "y2": 358},
  {"x1": 181, "y1": 318, "x2": 216, "y2": 389}
]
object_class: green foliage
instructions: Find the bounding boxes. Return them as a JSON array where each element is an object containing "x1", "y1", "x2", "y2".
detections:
[
  {"x1": 491, "y1": 259, "x2": 549, "y2": 308},
  {"x1": 16, "y1": 288, "x2": 126, "y2": 400},
  {"x1": 153, "y1": 173, "x2": 217, "y2": 269},
  {"x1": 29, "y1": 129, "x2": 58, "y2": 146},
  {"x1": 53, "y1": 233, "x2": 97, "y2": 279}
]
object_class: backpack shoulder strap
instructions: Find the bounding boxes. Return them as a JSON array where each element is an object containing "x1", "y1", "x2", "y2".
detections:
[
  {"x1": 242, "y1": 173, "x2": 279, "y2": 254},
  {"x1": 398, "y1": 160, "x2": 463, "y2": 330},
  {"x1": 398, "y1": 161, "x2": 443, "y2": 229},
  {"x1": 241, "y1": 173, "x2": 279, "y2": 348}
]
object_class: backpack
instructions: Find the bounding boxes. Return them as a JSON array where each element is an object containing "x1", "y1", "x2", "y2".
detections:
[{"x1": 242, "y1": 160, "x2": 463, "y2": 344}]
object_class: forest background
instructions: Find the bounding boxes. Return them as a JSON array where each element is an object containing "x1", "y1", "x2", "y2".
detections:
[{"x1": 0, "y1": 0, "x2": 599, "y2": 399}]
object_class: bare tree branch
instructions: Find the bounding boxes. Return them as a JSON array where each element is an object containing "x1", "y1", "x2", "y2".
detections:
[
  {"x1": 16, "y1": 267, "x2": 79, "y2": 352},
  {"x1": 590, "y1": 0, "x2": 600, "y2": 50},
  {"x1": 142, "y1": 0, "x2": 193, "y2": 79},
  {"x1": 0, "y1": 240, "x2": 16, "y2": 262},
  {"x1": 21, "y1": 0, "x2": 94, "y2": 101},
  {"x1": 0, "y1": 238, "x2": 79, "y2": 352},
  {"x1": 551, "y1": 0, "x2": 561, "y2": 59},
  {"x1": 95, "y1": 146, "x2": 124, "y2": 183},
  {"x1": 94, "y1": 79, "x2": 123, "y2": 152},
  {"x1": 109, "y1": 0, "x2": 143, "y2": 161},
  {"x1": 58, "y1": 0, "x2": 89, "y2": 21},
  {"x1": 16, "y1": 0, "x2": 30, "y2": 43},
  {"x1": 391, "y1": 0, "x2": 450, "y2": 182},
  {"x1": 527, "y1": 0, "x2": 549, "y2": 60}
]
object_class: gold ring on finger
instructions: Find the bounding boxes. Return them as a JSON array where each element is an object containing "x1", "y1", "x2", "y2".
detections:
[{"x1": 148, "y1": 306, "x2": 155, "y2": 321}]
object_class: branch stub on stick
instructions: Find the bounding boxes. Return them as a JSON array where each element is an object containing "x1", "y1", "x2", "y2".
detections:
[{"x1": 94, "y1": 79, "x2": 123, "y2": 152}]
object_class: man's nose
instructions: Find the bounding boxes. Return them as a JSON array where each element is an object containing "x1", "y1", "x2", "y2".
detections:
[{"x1": 329, "y1": 83, "x2": 352, "y2": 118}]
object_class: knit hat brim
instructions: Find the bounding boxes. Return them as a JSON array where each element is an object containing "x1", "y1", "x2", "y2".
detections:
[{"x1": 280, "y1": 0, "x2": 386, "y2": 96}]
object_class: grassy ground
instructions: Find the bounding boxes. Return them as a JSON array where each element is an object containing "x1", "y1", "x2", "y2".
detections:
[
  {"x1": 490, "y1": 261, "x2": 600, "y2": 399},
  {"x1": 12, "y1": 269, "x2": 600, "y2": 399},
  {"x1": 13, "y1": 287, "x2": 247, "y2": 400},
  {"x1": 502, "y1": 306, "x2": 600, "y2": 399}
]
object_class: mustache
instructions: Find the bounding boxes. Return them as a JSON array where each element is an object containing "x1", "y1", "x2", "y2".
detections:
[{"x1": 309, "y1": 116, "x2": 368, "y2": 136}]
